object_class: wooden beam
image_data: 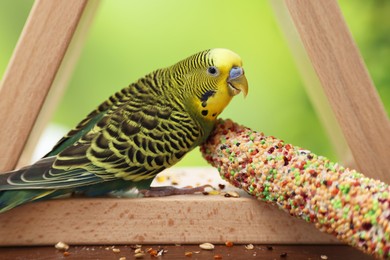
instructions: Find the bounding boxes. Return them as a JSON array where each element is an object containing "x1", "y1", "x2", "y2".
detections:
[
  {"x1": 269, "y1": 0, "x2": 353, "y2": 166},
  {"x1": 16, "y1": 0, "x2": 100, "y2": 168},
  {"x1": 0, "y1": 0, "x2": 91, "y2": 172},
  {"x1": 271, "y1": 0, "x2": 390, "y2": 181},
  {"x1": 0, "y1": 195, "x2": 338, "y2": 246}
]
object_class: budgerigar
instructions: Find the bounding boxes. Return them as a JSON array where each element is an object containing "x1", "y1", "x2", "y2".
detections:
[{"x1": 0, "y1": 48, "x2": 248, "y2": 213}]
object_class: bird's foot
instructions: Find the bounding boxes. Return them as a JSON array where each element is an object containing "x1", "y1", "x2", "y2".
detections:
[{"x1": 139, "y1": 184, "x2": 213, "y2": 197}]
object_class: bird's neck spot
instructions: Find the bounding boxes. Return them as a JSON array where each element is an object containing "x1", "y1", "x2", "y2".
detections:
[{"x1": 196, "y1": 89, "x2": 232, "y2": 121}]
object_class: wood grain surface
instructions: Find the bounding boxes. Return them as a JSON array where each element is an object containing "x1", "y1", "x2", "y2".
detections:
[{"x1": 0, "y1": 195, "x2": 338, "y2": 246}]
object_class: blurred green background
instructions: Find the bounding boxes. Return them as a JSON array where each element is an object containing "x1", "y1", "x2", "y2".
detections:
[{"x1": 0, "y1": 0, "x2": 389, "y2": 166}]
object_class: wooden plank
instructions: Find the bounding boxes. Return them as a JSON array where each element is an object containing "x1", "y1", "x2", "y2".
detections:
[
  {"x1": 269, "y1": 0, "x2": 354, "y2": 167},
  {"x1": 0, "y1": 0, "x2": 89, "y2": 172},
  {"x1": 273, "y1": 0, "x2": 390, "y2": 181},
  {"x1": 0, "y1": 195, "x2": 338, "y2": 246},
  {"x1": 16, "y1": 0, "x2": 100, "y2": 168}
]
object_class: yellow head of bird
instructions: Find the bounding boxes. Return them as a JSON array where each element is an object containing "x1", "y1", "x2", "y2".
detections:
[{"x1": 177, "y1": 48, "x2": 248, "y2": 121}]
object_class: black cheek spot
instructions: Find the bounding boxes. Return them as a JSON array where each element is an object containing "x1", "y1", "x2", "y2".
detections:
[
  {"x1": 201, "y1": 110, "x2": 208, "y2": 116},
  {"x1": 212, "y1": 113, "x2": 217, "y2": 117}
]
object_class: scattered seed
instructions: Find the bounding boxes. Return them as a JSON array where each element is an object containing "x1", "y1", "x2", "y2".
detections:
[
  {"x1": 105, "y1": 247, "x2": 110, "y2": 250},
  {"x1": 245, "y1": 244, "x2": 254, "y2": 250},
  {"x1": 63, "y1": 252, "x2": 70, "y2": 257},
  {"x1": 320, "y1": 255, "x2": 328, "y2": 259},
  {"x1": 113, "y1": 248, "x2": 121, "y2": 253},
  {"x1": 209, "y1": 190, "x2": 221, "y2": 195},
  {"x1": 218, "y1": 184, "x2": 226, "y2": 190},
  {"x1": 214, "y1": 254, "x2": 223, "y2": 259},
  {"x1": 225, "y1": 241, "x2": 234, "y2": 247},
  {"x1": 224, "y1": 191, "x2": 240, "y2": 198},
  {"x1": 199, "y1": 242, "x2": 215, "y2": 250},
  {"x1": 134, "y1": 252, "x2": 145, "y2": 259},
  {"x1": 156, "y1": 175, "x2": 167, "y2": 183},
  {"x1": 119, "y1": 257, "x2": 126, "y2": 260},
  {"x1": 149, "y1": 249, "x2": 158, "y2": 256},
  {"x1": 185, "y1": 251, "x2": 193, "y2": 257},
  {"x1": 157, "y1": 248, "x2": 165, "y2": 256},
  {"x1": 135, "y1": 248, "x2": 143, "y2": 254},
  {"x1": 55, "y1": 241, "x2": 69, "y2": 251}
]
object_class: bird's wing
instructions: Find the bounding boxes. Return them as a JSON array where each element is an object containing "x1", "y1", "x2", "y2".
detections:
[
  {"x1": 45, "y1": 95, "x2": 116, "y2": 157},
  {"x1": 1, "y1": 84, "x2": 201, "y2": 190}
]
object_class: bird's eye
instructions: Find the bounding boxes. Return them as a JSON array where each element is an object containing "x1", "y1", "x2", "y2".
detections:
[{"x1": 207, "y1": 66, "x2": 219, "y2": 76}]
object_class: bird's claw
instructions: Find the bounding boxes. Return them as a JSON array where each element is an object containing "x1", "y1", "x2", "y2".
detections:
[{"x1": 139, "y1": 184, "x2": 213, "y2": 197}]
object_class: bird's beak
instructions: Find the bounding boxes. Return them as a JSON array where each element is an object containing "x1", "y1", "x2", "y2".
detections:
[{"x1": 227, "y1": 67, "x2": 248, "y2": 97}]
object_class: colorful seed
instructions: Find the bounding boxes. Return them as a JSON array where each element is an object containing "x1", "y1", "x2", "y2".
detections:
[
  {"x1": 200, "y1": 119, "x2": 390, "y2": 259},
  {"x1": 225, "y1": 241, "x2": 234, "y2": 247}
]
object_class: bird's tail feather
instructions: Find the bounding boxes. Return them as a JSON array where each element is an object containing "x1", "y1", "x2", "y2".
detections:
[{"x1": 0, "y1": 189, "x2": 56, "y2": 213}]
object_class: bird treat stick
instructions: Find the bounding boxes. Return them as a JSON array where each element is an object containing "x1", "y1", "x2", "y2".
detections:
[{"x1": 201, "y1": 119, "x2": 390, "y2": 259}]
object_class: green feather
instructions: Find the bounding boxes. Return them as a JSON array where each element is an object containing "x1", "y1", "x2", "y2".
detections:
[{"x1": 0, "y1": 48, "x2": 246, "y2": 213}]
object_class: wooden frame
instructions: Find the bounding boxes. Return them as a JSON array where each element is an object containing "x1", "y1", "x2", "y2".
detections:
[
  {"x1": 0, "y1": 0, "x2": 98, "y2": 171},
  {"x1": 271, "y1": 0, "x2": 390, "y2": 182},
  {"x1": 0, "y1": 0, "x2": 389, "y2": 245}
]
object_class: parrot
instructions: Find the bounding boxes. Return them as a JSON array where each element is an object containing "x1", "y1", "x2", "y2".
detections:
[{"x1": 0, "y1": 48, "x2": 248, "y2": 213}]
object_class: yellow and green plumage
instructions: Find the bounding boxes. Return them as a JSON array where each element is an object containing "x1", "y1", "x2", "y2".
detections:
[{"x1": 0, "y1": 48, "x2": 248, "y2": 213}]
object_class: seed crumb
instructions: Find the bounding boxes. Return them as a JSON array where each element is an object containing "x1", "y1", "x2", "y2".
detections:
[
  {"x1": 63, "y1": 252, "x2": 70, "y2": 257},
  {"x1": 55, "y1": 241, "x2": 69, "y2": 251},
  {"x1": 112, "y1": 248, "x2": 120, "y2": 253},
  {"x1": 134, "y1": 248, "x2": 143, "y2": 254},
  {"x1": 134, "y1": 252, "x2": 145, "y2": 259},
  {"x1": 224, "y1": 191, "x2": 240, "y2": 198},
  {"x1": 185, "y1": 251, "x2": 193, "y2": 257},
  {"x1": 245, "y1": 244, "x2": 254, "y2": 250},
  {"x1": 149, "y1": 249, "x2": 158, "y2": 256},
  {"x1": 119, "y1": 257, "x2": 126, "y2": 260},
  {"x1": 320, "y1": 255, "x2": 328, "y2": 259},
  {"x1": 199, "y1": 242, "x2": 215, "y2": 250},
  {"x1": 214, "y1": 254, "x2": 223, "y2": 259},
  {"x1": 209, "y1": 190, "x2": 221, "y2": 195},
  {"x1": 225, "y1": 241, "x2": 234, "y2": 247},
  {"x1": 156, "y1": 175, "x2": 166, "y2": 183}
]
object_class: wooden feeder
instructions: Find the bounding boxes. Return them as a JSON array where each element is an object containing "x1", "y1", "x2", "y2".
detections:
[{"x1": 0, "y1": 0, "x2": 389, "y2": 246}]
